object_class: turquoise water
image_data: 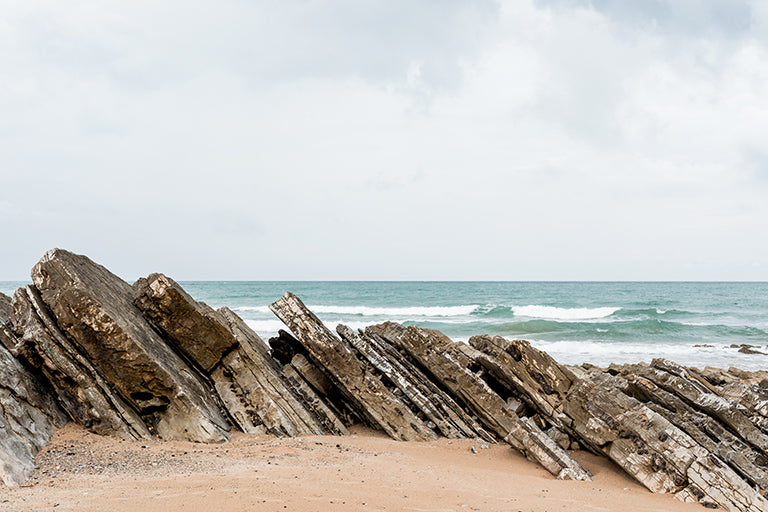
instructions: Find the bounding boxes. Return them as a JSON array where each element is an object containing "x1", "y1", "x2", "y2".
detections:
[{"x1": 2, "y1": 281, "x2": 767, "y2": 371}]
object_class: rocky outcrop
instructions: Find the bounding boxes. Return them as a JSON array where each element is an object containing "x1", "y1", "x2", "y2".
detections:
[
  {"x1": 270, "y1": 293, "x2": 438, "y2": 442},
  {"x1": 0, "y1": 338, "x2": 67, "y2": 487},
  {"x1": 0, "y1": 292, "x2": 10, "y2": 322},
  {"x1": 29, "y1": 249, "x2": 230, "y2": 443},
  {"x1": 367, "y1": 322, "x2": 591, "y2": 481},
  {"x1": 3, "y1": 248, "x2": 768, "y2": 512},
  {"x1": 133, "y1": 274, "x2": 335, "y2": 436},
  {"x1": 0, "y1": 292, "x2": 16, "y2": 353},
  {"x1": 133, "y1": 274, "x2": 238, "y2": 372},
  {"x1": 466, "y1": 334, "x2": 768, "y2": 511},
  {"x1": 10, "y1": 286, "x2": 151, "y2": 440}
]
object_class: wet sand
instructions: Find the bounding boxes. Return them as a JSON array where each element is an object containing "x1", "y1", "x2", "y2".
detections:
[{"x1": 1, "y1": 423, "x2": 702, "y2": 512}]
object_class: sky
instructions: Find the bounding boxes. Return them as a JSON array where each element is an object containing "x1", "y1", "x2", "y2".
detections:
[{"x1": 1, "y1": 0, "x2": 767, "y2": 281}]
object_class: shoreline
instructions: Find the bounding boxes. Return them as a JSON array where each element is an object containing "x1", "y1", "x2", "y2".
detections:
[{"x1": 2, "y1": 423, "x2": 702, "y2": 512}]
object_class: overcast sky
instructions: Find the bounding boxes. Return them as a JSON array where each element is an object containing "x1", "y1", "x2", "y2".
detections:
[{"x1": 1, "y1": 0, "x2": 767, "y2": 281}]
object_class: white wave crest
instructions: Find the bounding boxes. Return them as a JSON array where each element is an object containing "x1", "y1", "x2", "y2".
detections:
[
  {"x1": 512, "y1": 305, "x2": 620, "y2": 320},
  {"x1": 235, "y1": 304, "x2": 477, "y2": 317},
  {"x1": 305, "y1": 305, "x2": 478, "y2": 317},
  {"x1": 245, "y1": 319, "x2": 287, "y2": 332},
  {"x1": 245, "y1": 319, "x2": 391, "y2": 335},
  {"x1": 232, "y1": 306, "x2": 272, "y2": 313}
]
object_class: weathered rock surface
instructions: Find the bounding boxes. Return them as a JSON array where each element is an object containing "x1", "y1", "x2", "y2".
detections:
[
  {"x1": 336, "y1": 324, "x2": 492, "y2": 441},
  {"x1": 0, "y1": 341, "x2": 67, "y2": 487},
  {"x1": 270, "y1": 293, "x2": 437, "y2": 442},
  {"x1": 133, "y1": 274, "x2": 333, "y2": 436},
  {"x1": 10, "y1": 286, "x2": 151, "y2": 440},
  {"x1": 214, "y1": 308, "x2": 333, "y2": 435},
  {"x1": 5, "y1": 248, "x2": 768, "y2": 510},
  {"x1": 561, "y1": 369, "x2": 768, "y2": 511},
  {"x1": 133, "y1": 274, "x2": 237, "y2": 372},
  {"x1": 0, "y1": 292, "x2": 11, "y2": 322},
  {"x1": 30, "y1": 249, "x2": 230, "y2": 443},
  {"x1": 0, "y1": 293, "x2": 16, "y2": 353},
  {"x1": 367, "y1": 322, "x2": 591, "y2": 481}
]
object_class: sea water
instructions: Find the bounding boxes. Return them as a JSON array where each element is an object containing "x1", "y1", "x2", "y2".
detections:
[{"x1": 2, "y1": 281, "x2": 766, "y2": 371}]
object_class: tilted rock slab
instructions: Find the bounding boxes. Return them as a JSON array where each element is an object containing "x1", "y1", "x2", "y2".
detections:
[
  {"x1": 649, "y1": 359, "x2": 768, "y2": 453},
  {"x1": 133, "y1": 274, "x2": 238, "y2": 372},
  {"x1": 214, "y1": 307, "x2": 337, "y2": 436},
  {"x1": 367, "y1": 322, "x2": 591, "y2": 481},
  {"x1": 336, "y1": 324, "x2": 493, "y2": 441},
  {"x1": 31, "y1": 249, "x2": 229, "y2": 443},
  {"x1": 270, "y1": 293, "x2": 437, "y2": 441},
  {"x1": 562, "y1": 372, "x2": 768, "y2": 512},
  {"x1": 468, "y1": 335, "x2": 575, "y2": 420},
  {"x1": 10, "y1": 286, "x2": 151, "y2": 440},
  {"x1": 623, "y1": 370, "x2": 768, "y2": 492},
  {"x1": 0, "y1": 334, "x2": 67, "y2": 486},
  {"x1": 132, "y1": 274, "x2": 334, "y2": 436},
  {"x1": 0, "y1": 292, "x2": 10, "y2": 322},
  {"x1": 0, "y1": 292, "x2": 17, "y2": 353}
]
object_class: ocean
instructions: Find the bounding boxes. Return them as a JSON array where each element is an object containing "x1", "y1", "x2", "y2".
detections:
[{"x1": 2, "y1": 281, "x2": 767, "y2": 371}]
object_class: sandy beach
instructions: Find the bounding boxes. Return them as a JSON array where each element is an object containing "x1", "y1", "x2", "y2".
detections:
[{"x1": 1, "y1": 424, "x2": 702, "y2": 512}]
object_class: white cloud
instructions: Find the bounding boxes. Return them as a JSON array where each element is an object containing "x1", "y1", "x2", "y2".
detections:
[{"x1": 1, "y1": 0, "x2": 766, "y2": 280}]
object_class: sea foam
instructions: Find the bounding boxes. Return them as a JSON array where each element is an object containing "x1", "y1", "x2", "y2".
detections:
[
  {"x1": 512, "y1": 305, "x2": 620, "y2": 320},
  {"x1": 304, "y1": 305, "x2": 478, "y2": 317},
  {"x1": 236, "y1": 304, "x2": 477, "y2": 317}
]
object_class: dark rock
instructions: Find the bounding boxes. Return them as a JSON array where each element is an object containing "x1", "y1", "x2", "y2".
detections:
[
  {"x1": 30, "y1": 249, "x2": 230, "y2": 443},
  {"x1": 133, "y1": 273, "x2": 332, "y2": 436},
  {"x1": 269, "y1": 330, "x2": 304, "y2": 366}
]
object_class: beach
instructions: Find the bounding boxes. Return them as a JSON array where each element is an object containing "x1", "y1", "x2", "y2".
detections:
[
  {"x1": 2, "y1": 423, "x2": 702, "y2": 512},
  {"x1": 2, "y1": 253, "x2": 767, "y2": 512}
]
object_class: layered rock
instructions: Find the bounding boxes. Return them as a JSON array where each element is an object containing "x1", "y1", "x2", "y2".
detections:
[
  {"x1": 270, "y1": 293, "x2": 438, "y2": 442},
  {"x1": 337, "y1": 324, "x2": 492, "y2": 441},
  {"x1": 0, "y1": 292, "x2": 10, "y2": 322},
  {"x1": 10, "y1": 286, "x2": 151, "y2": 440},
  {"x1": 562, "y1": 371, "x2": 767, "y2": 511},
  {"x1": 367, "y1": 322, "x2": 592, "y2": 481},
  {"x1": 29, "y1": 249, "x2": 229, "y2": 443},
  {"x1": 133, "y1": 274, "x2": 336, "y2": 436},
  {"x1": 467, "y1": 334, "x2": 768, "y2": 511},
  {"x1": 0, "y1": 342, "x2": 67, "y2": 487},
  {"x1": 0, "y1": 292, "x2": 15, "y2": 352}
]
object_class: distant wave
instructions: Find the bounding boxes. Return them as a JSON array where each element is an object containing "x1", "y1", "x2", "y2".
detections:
[
  {"x1": 308, "y1": 305, "x2": 479, "y2": 316},
  {"x1": 246, "y1": 319, "x2": 385, "y2": 334},
  {"x1": 233, "y1": 306, "x2": 272, "y2": 313},
  {"x1": 512, "y1": 305, "x2": 620, "y2": 320},
  {"x1": 235, "y1": 304, "x2": 478, "y2": 317}
]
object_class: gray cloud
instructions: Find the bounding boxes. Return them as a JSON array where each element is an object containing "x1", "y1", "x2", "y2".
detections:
[
  {"x1": 1, "y1": 0, "x2": 766, "y2": 280},
  {"x1": 533, "y1": 0, "x2": 753, "y2": 37}
]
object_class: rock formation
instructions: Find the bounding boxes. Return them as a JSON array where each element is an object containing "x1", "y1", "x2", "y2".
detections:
[
  {"x1": 0, "y1": 294, "x2": 67, "y2": 487},
  {"x1": 133, "y1": 273, "x2": 337, "y2": 436},
  {"x1": 2, "y1": 249, "x2": 768, "y2": 512}
]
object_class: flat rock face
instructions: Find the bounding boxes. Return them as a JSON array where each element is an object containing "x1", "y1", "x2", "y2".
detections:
[{"x1": 30, "y1": 249, "x2": 229, "y2": 443}]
